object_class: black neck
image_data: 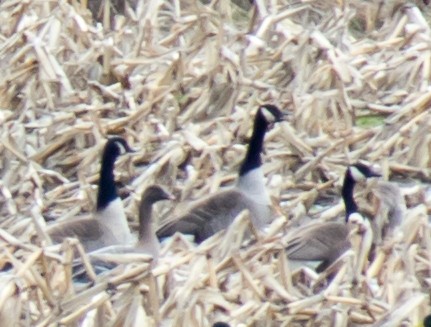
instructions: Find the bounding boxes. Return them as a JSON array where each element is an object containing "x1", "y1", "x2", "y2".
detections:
[
  {"x1": 341, "y1": 170, "x2": 358, "y2": 222},
  {"x1": 96, "y1": 148, "x2": 119, "y2": 211},
  {"x1": 239, "y1": 110, "x2": 268, "y2": 176}
]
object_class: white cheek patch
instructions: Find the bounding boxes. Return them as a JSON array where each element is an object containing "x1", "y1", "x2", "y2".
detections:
[
  {"x1": 115, "y1": 141, "x2": 128, "y2": 155},
  {"x1": 349, "y1": 166, "x2": 366, "y2": 182},
  {"x1": 261, "y1": 107, "x2": 276, "y2": 123}
]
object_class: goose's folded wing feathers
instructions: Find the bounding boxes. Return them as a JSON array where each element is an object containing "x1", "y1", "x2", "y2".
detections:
[
  {"x1": 285, "y1": 222, "x2": 349, "y2": 261},
  {"x1": 47, "y1": 218, "x2": 103, "y2": 243},
  {"x1": 156, "y1": 189, "x2": 247, "y2": 240}
]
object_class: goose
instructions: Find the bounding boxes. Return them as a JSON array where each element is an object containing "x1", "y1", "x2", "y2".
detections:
[
  {"x1": 72, "y1": 185, "x2": 174, "y2": 281},
  {"x1": 156, "y1": 104, "x2": 285, "y2": 243},
  {"x1": 87, "y1": 185, "x2": 174, "y2": 259},
  {"x1": 285, "y1": 163, "x2": 381, "y2": 272},
  {"x1": 47, "y1": 137, "x2": 134, "y2": 252}
]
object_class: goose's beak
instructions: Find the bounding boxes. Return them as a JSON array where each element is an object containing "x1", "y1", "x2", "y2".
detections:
[
  {"x1": 274, "y1": 110, "x2": 290, "y2": 124},
  {"x1": 280, "y1": 111, "x2": 291, "y2": 122},
  {"x1": 163, "y1": 191, "x2": 176, "y2": 201},
  {"x1": 126, "y1": 146, "x2": 137, "y2": 154},
  {"x1": 368, "y1": 169, "x2": 382, "y2": 178}
]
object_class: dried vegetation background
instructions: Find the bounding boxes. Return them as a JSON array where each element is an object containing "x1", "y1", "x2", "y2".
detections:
[{"x1": 0, "y1": 0, "x2": 431, "y2": 326}]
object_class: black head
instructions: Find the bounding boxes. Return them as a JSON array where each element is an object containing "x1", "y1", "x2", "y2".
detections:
[
  {"x1": 142, "y1": 185, "x2": 175, "y2": 205},
  {"x1": 238, "y1": 104, "x2": 285, "y2": 176},
  {"x1": 258, "y1": 104, "x2": 285, "y2": 123},
  {"x1": 212, "y1": 323, "x2": 230, "y2": 327},
  {"x1": 424, "y1": 315, "x2": 431, "y2": 327},
  {"x1": 104, "y1": 137, "x2": 134, "y2": 158},
  {"x1": 347, "y1": 163, "x2": 381, "y2": 182}
]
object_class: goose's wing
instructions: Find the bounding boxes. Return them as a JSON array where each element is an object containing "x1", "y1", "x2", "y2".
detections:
[
  {"x1": 157, "y1": 189, "x2": 248, "y2": 242},
  {"x1": 47, "y1": 217, "x2": 104, "y2": 245},
  {"x1": 285, "y1": 222, "x2": 349, "y2": 262}
]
